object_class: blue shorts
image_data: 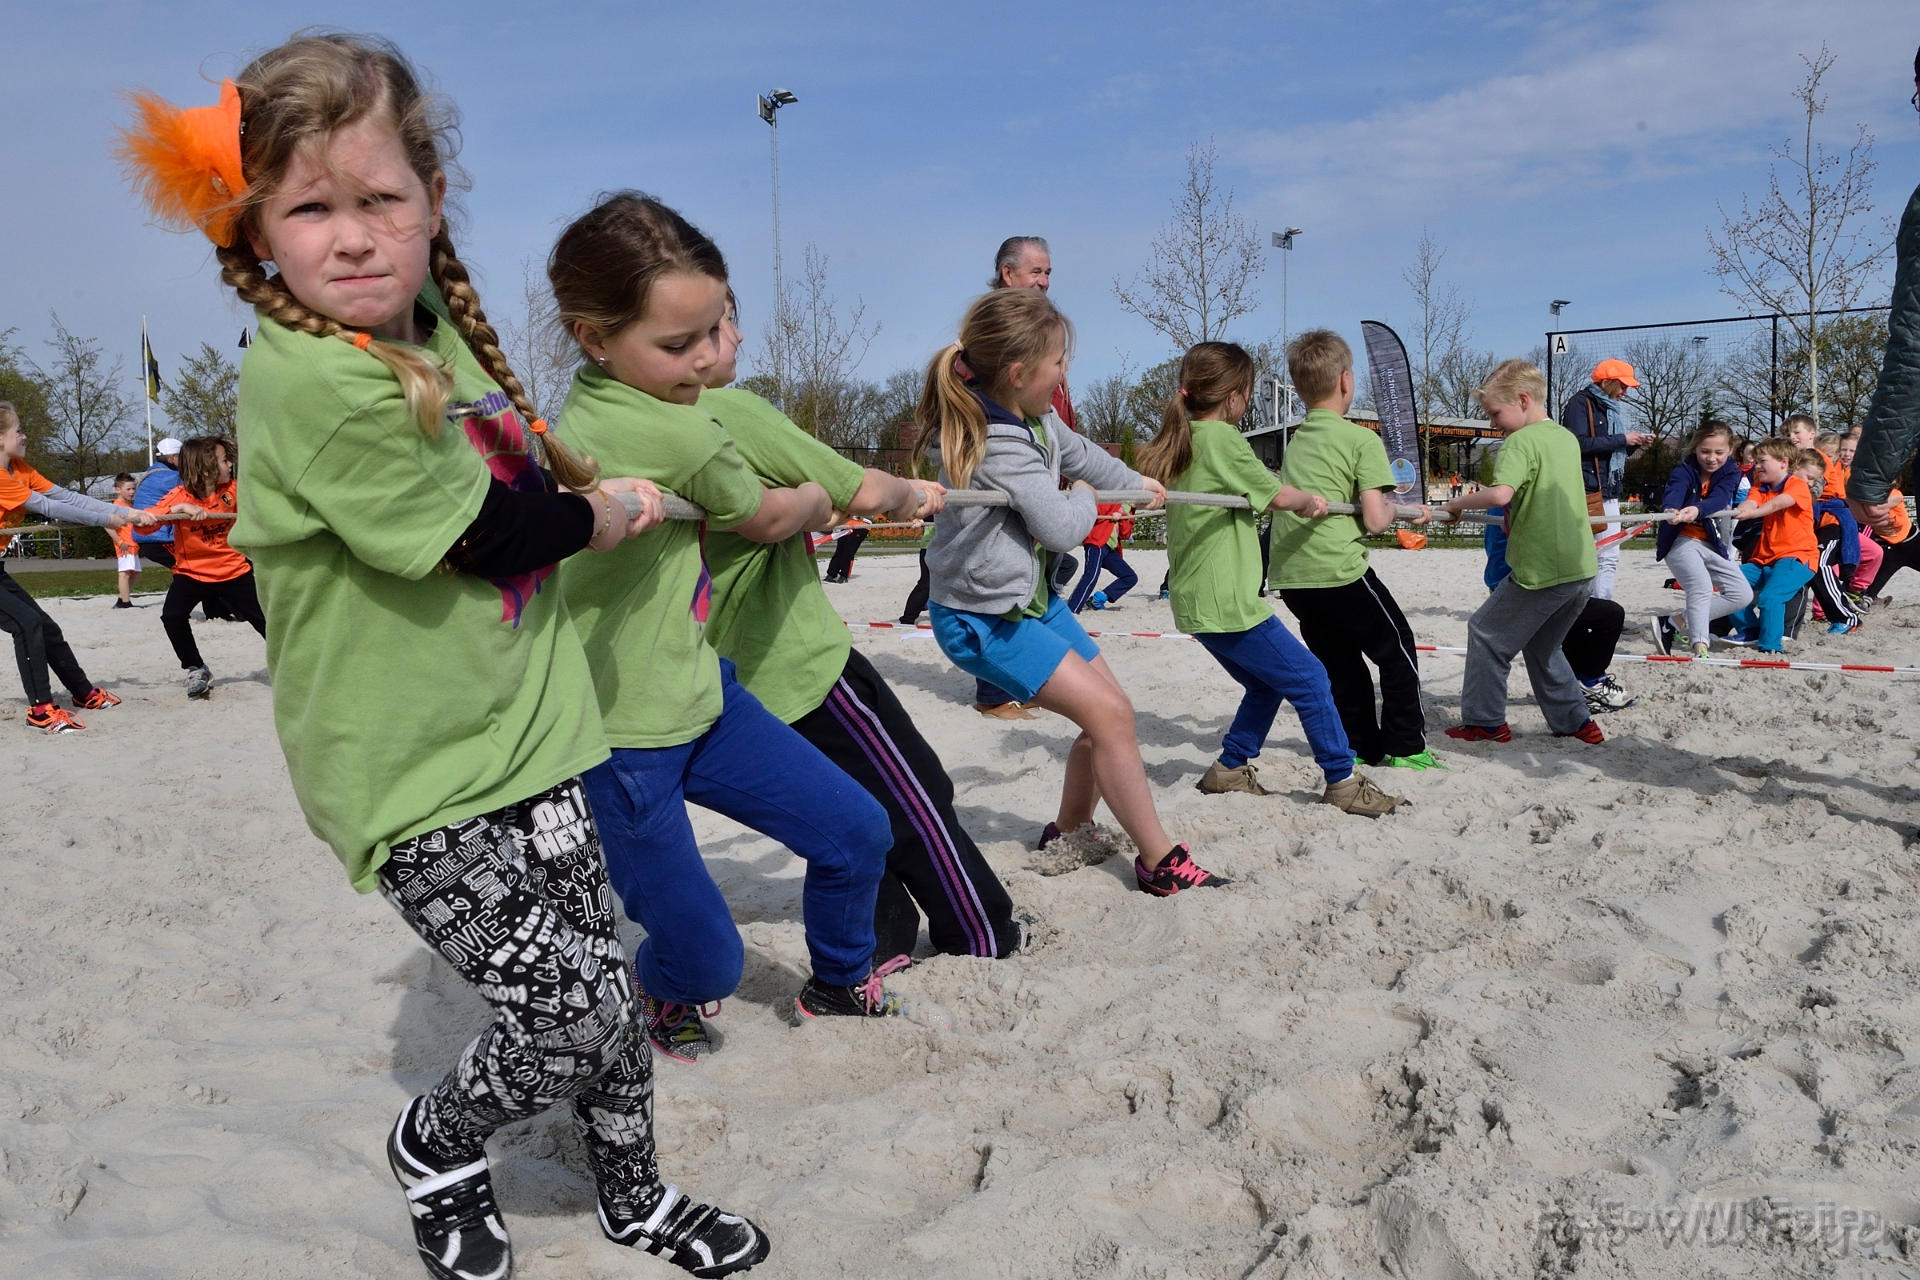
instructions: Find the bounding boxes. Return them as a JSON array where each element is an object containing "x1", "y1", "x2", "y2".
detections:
[{"x1": 928, "y1": 594, "x2": 1100, "y2": 702}]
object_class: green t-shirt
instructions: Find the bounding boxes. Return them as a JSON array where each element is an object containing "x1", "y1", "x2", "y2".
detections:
[
  {"x1": 230, "y1": 285, "x2": 607, "y2": 893},
  {"x1": 1492, "y1": 419, "x2": 1599, "y2": 590},
  {"x1": 1166, "y1": 418, "x2": 1285, "y2": 634},
  {"x1": 698, "y1": 387, "x2": 865, "y2": 723},
  {"x1": 556, "y1": 366, "x2": 766, "y2": 748},
  {"x1": 1270, "y1": 408, "x2": 1398, "y2": 590}
]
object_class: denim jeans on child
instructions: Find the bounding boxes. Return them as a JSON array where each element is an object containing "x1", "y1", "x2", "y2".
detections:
[
  {"x1": 1192, "y1": 614, "x2": 1354, "y2": 782},
  {"x1": 583, "y1": 660, "x2": 890, "y2": 1005}
]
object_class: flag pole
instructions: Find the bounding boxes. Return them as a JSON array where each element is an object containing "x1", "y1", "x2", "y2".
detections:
[{"x1": 143, "y1": 316, "x2": 154, "y2": 468}]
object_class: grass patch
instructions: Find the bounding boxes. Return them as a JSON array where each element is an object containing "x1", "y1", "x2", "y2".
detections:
[{"x1": 10, "y1": 567, "x2": 172, "y2": 598}]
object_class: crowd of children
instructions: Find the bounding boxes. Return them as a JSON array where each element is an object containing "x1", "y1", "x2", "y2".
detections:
[{"x1": 30, "y1": 26, "x2": 1900, "y2": 1280}]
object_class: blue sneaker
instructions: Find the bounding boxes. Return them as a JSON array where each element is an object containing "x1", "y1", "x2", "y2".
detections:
[
  {"x1": 1091, "y1": 591, "x2": 1109, "y2": 610},
  {"x1": 1721, "y1": 629, "x2": 1759, "y2": 647},
  {"x1": 1828, "y1": 620, "x2": 1859, "y2": 635}
]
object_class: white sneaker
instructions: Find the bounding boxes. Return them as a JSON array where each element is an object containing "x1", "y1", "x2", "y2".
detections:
[
  {"x1": 185, "y1": 667, "x2": 213, "y2": 699},
  {"x1": 1583, "y1": 673, "x2": 1634, "y2": 713}
]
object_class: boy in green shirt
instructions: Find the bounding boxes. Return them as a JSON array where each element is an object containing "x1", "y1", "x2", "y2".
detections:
[
  {"x1": 1441, "y1": 360, "x2": 1603, "y2": 744},
  {"x1": 1273, "y1": 329, "x2": 1437, "y2": 769}
]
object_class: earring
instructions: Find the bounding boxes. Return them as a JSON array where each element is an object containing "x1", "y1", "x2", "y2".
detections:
[{"x1": 596, "y1": 355, "x2": 607, "y2": 366}]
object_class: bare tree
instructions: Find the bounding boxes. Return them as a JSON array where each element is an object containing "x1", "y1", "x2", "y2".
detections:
[
  {"x1": 1526, "y1": 339, "x2": 1593, "y2": 422},
  {"x1": 37, "y1": 315, "x2": 135, "y2": 487},
  {"x1": 1114, "y1": 139, "x2": 1265, "y2": 350},
  {"x1": 1076, "y1": 357, "x2": 1137, "y2": 446},
  {"x1": 1707, "y1": 45, "x2": 1892, "y2": 429},
  {"x1": 749, "y1": 246, "x2": 880, "y2": 449},
  {"x1": 160, "y1": 342, "x2": 239, "y2": 438},
  {"x1": 1809, "y1": 311, "x2": 1889, "y2": 428},
  {"x1": 1437, "y1": 347, "x2": 1499, "y2": 419},
  {"x1": 1403, "y1": 230, "x2": 1475, "y2": 481},
  {"x1": 499, "y1": 257, "x2": 576, "y2": 421}
]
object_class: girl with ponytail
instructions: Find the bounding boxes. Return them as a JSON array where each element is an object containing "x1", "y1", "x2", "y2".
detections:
[
  {"x1": 916, "y1": 289, "x2": 1227, "y2": 898},
  {"x1": 1141, "y1": 341, "x2": 1404, "y2": 817},
  {"x1": 118, "y1": 35, "x2": 767, "y2": 1280}
]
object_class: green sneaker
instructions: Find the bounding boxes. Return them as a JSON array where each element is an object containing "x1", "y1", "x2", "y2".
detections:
[{"x1": 1385, "y1": 750, "x2": 1446, "y2": 771}]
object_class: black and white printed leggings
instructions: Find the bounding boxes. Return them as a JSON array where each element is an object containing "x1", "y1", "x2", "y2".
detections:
[{"x1": 377, "y1": 778, "x2": 658, "y2": 1185}]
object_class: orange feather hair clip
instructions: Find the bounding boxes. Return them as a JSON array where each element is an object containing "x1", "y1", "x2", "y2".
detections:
[{"x1": 116, "y1": 79, "x2": 248, "y2": 248}]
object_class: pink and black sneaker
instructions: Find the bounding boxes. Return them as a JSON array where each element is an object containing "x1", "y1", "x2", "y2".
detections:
[
  {"x1": 793, "y1": 955, "x2": 909, "y2": 1021},
  {"x1": 1134, "y1": 845, "x2": 1229, "y2": 897}
]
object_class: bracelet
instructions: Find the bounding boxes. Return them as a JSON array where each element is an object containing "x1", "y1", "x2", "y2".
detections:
[{"x1": 593, "y1": 491, "x2": 615, "y2": 543}]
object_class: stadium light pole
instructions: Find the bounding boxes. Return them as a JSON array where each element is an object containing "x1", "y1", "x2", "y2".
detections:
[
  {"x1": 758, "y1": 88, "x2": 799, "y2": 392},
  {"x1": 1550, "y1": 299, "x2": 1571, "y2": 331},
  {"x1": 1273, "y1": 228, "x2": 1303, "y2": 350}
]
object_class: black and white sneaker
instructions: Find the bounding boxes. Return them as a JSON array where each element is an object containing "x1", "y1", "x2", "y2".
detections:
[
  {"x1": 185, "y1": 666, "x2": 213, "y2": 699},
  {"x1": 1645, "y1": 614, "x2": 1675, "y2": 656},
  {"x1": 387, "y1": 1097, "x2": 511, "y2": 1280},
  {"x1": 1582, "y1": 673, "x2": 1635, "y2": 713},
  {"x1": 600, "y1": 1182, "x2": 770, "y2": 1276}
]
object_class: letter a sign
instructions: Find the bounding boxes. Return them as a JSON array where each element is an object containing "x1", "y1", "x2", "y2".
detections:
[{"x1": 1550, "y1": 333, "x2": 1572, "y2": 355}]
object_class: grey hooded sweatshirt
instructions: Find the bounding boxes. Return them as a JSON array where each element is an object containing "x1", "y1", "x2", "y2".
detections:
[{"x1": 926, "y1": 403, "x2": 1143, "y2": 616}]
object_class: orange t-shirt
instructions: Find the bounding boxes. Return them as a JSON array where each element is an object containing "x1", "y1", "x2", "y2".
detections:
[
  {"x1": 110, "y1": 498, "x2": 137, "y2": 557},
  {"x1": 1819, "y1": 450, "x2": 1847, "y2": 504},
  {"x1": 1751, "y1": 475, "x2": 1816, "y2": 570},
  {"x1": 1677, "y1": 472, "x2": 1714, "y2": 542},
  {"x1": 146, "y1": 481, "x2": 249, "y2": 582},
  {"x1": 1881, "y1": 489, "x2": 1912, "y2": 545},
  {"x1": 0, "y1": 459, "x2": 55, "y2": 554}
]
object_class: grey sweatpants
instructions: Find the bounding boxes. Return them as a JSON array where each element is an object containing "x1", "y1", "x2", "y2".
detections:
[
  {"x1": 1462, "y1": 576, "x2": 1594, "y2": 734},
  {"x1": 1662, "y1": 537, "x2": 1752, "y2": 643}
]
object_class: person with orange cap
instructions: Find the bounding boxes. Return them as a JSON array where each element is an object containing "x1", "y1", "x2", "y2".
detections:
[{"x1": 1559, "y1": 358, "x2": 1653, "y2": 599}]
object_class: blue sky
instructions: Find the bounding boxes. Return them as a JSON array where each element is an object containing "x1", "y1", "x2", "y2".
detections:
[{"x1": 2, "y1": 0, "x2": 1916, "y2": 430}]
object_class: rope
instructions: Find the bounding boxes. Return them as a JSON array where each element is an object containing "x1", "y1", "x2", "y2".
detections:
[
  {"x1": 10, "y1": 512, "x2": 238, "y2": 535},
  {"x1": 848, "y1": 621, "x2": 1919, "y2": 676},
  {"x1": 619, "y1": 488, "x2": 1729, "y2": 533}
]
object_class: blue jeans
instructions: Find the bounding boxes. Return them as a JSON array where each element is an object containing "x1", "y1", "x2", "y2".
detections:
[
  {"x1": 1068, "y1": 546, "x2": 1139, "y2": 612},
  {"x1": 1729, "y1": 559, "x2": 1814, "y2": 651},
  {"x1": 1194, "y1": 615, "x2": 1354, "y2": 782},
  {"x1": 582, "y1": 661, "x2": 890, "y2": 1003}
]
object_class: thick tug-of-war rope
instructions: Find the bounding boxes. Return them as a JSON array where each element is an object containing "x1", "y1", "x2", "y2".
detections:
[{"x1": 16, "y1": 512, "x2": 238, "y2": 534}]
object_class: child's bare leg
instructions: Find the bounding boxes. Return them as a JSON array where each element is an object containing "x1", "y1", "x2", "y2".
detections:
[
  {"x1": 117, "y1": 570, "x2": 135, "y2": 603},
  {"x1": 1029, "y1": 652, "x2": 1173, "y2": 867}
]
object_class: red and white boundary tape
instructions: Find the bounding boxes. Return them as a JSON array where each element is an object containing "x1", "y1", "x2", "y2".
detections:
[{"x1": 848, "y1": 621, "x2": 1920, "y2": 675}]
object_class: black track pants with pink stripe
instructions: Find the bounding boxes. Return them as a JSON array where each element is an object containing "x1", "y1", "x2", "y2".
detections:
[{"x1": 792, "y1": 648, "x2": 1019, "y2": 961}]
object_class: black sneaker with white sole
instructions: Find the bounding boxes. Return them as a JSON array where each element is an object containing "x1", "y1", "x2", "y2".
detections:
[
  {"x1": 387, "y1": 1097, "x2": 511, "y2": 1280},
  {"x1": 600, "y1": 1182, "x2": 771, "y2": 1276}
]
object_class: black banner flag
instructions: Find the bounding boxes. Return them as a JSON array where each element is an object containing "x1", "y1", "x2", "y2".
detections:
[{"x1": 1361, "y1": 320, "x2": 1421, "y2": 497}]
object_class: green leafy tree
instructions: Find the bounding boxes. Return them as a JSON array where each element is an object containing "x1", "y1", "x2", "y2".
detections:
[
  {"x1": 0, "y1": 328, "x2": 54, "y2": 460},
  {"x1": 161, "y1": 342, "x2": 240, "y2": 439}
]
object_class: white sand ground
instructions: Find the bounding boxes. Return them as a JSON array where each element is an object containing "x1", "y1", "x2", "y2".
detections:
[{"x1": 6, "y1": 547, "x2": 1920, "y2": 1279}]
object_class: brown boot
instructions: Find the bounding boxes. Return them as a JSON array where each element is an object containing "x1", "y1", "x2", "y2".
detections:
[
  {"x1": 975, "y1": 701, "x2": 1036, "y2": 721},
  {"x1": 1196, "y1": 760, "x2": 1270, "y2": 795},
  {"x1": 1322, "y1": 772, "x2": 1404, "y2": 817}
]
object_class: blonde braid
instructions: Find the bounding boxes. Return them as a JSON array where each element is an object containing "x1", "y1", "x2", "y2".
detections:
[
  {"x1": 218, "y1": 244, "x2": 452, "y2": 434},
  {"x1": 431, "y1": 232, "x2": 599, "y2": 491}
]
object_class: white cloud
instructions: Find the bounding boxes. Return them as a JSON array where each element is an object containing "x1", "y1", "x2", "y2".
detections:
[{"x1": 1233, "y1": 0, "x2": 1915, "y2": 220}]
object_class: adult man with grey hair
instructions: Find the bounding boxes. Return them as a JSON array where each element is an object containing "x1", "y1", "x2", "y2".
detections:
[{"x1": 990, "y1": 236, "x2": 1074, "y2": 429}]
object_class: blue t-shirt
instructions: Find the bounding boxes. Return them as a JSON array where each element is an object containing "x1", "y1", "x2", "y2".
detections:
[{"x1": 132, "y1": 464, "x2": 179, "y2": 544}]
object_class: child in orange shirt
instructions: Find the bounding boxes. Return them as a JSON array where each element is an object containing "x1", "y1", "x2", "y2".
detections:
[
  {"x1": 0, "y1": 405, "x2": 144, "y2": 730},
  {"x1": 111, "y1": 472, "x2": 141, "y2": 607},
  {"x1": 1725, "y1": 439, "x2": 1817, "y2": 652},
  {"x1": 143, "y1": 436, "x2": 264, "y2": 698}
]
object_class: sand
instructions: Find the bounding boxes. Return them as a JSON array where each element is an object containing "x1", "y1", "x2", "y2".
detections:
[{"x1": 6, "y1": 547, "x2": 1920, "y2": 1279}]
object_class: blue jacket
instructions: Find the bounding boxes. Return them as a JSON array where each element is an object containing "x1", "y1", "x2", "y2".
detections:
[
  {"x1": 1560, "y1": 385, "x2": 1634, "y2": 500},
  {"x1": 131, "y1": 463, "x2": 179, "y2": 544},
  {"x1": 1814, "y1": 498, "x2": 1862, "y2": 568},
  {"x1": 1655, "y1": 455, "x2": 1740, "y2": 562}
]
